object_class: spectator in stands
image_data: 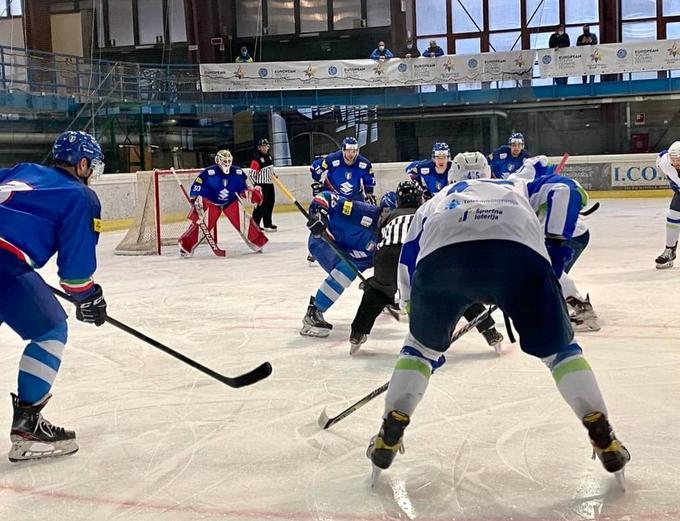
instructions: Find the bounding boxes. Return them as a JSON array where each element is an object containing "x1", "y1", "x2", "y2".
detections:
[
  {"x1": 549, "y1": 25, "x2": 570, "y2": 85},
  {"x1": 423, "y1": 40, "x2": 445, "y2": 58},
  {"x1": 399, "y1": 39, "x2": 421, "y2": 59},
  {"x1": 577, "y1": 25, "x2": 598, "y2": 84},
  {"x1": 370, "y1": 41, "x2": 394, "y2": 61},
  {"x1": 236, "y1": 46, "x2": 254, "y2": 63}
]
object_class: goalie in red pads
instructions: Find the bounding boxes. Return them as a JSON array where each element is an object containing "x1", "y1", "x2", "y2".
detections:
[{"x1": 178, "y1": 150, "x2": 268, "y2": 257}]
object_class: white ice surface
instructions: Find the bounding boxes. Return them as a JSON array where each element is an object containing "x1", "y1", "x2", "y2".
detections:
[{"x1": 1, "y1": 198, "x2": 679, "y2": 521}]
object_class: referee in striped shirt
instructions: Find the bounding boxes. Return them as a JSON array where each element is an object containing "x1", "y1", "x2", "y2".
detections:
[{"x1": 250, "y1": 138, "x2": 277, "y2": 231}]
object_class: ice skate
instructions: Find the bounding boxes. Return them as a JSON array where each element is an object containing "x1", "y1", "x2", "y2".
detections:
[
  {"x1": 567, "y1": 295, "x2": 600, "y2": 332},
  {"x1": 481, "y1": 327, "x2": 504, "y2": 354},
  {"x1": 655, "y1": 243, "x2": 676, "y2": 269},
  {"x1": 367, "y1": 410, "x2": 409, "y2": 485},
  {"x1": 349, "y1": 330, "x2": 368, "y2": 355},
  {"x1": 264, "y1": 224, "x2": 278, "y2": 232},
  {"x1": 582, "y1": 411, "x2": 630, "y2": 491},
  {"x1": 8, "y1": 393, "x2": 78, "y2": 462},
  {"x1": 179, "y1": 245, "x2": 193, "y2": 258},
  {"x1": 300, "y1": 296, "x2": 332, "y2": 337}
]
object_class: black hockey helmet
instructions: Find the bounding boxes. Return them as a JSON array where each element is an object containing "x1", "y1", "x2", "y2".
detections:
[
  {"x1": 396, "y1": 180, "x2": 423, "y2": 208},
  {"x1": 258, "y1": 138, "x2": 270, "y2": 147}
]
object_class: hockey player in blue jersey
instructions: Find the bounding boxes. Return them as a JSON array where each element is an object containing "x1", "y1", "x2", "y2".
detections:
[
  {"x1": 178, "y1": 149, "x2": 268, "y2": 256},
  {"x1": 300, "y1": 191, "x2": 382, "y2": 337},
  {"x1": 366, "y1": 160, "x2": 629, "y2": 488},
  {"x1": 654, "y1": 142, "x2": 680, "y2": 268},
  {"x1": 406, "y1": 142, "x2": 452, "y2": 200},
  {"x1": 510, "y1": 155, "x2": 599, "y2": 331},
  {"x1": 489, "y1": 132, "x2": 531, "y2": 179},
  {"x1": 0, "y1": 130, "x2": 107, "y2": 462},
  {"x1": 310, "y1": 137, "x2": 376, "y2": 203}
]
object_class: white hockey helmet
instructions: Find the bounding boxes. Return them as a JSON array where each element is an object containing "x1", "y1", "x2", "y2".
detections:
[
  {"x1": 668, "y1": 141, "x2": 680, "y2": 161},
  {"x1": 215, "y1": 149, "x2": 233, "y2": 172},
  {"x1": 450, "y1": 152, "x2": 491, "y2": 184}
]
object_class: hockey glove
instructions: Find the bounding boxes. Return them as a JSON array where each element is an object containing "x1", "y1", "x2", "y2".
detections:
[
  {"x1": 243, "y1": 186, "x2": 264, "y2": 206},
  {"x1": 192, "y1": 196, "x2": 205, "y2": 220},
  {"x1": 545, "y1": 237, "x2": 573, "y2": 279},
  {"x1": 364, "y1": 193, "x2": 377, "y2": 205},
  {"x1": 311, "y1": 181, "x2": 323, "y2": 196},
  {"x1": 75, "y1": 284, "x2": 107, "y2": 326},
  {"x1": 307, "y1": 208, "x2": 329, "y2": 237}
]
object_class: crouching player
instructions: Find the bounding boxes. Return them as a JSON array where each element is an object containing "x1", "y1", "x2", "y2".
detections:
[{"x1": 178, "y1": 149, "x2": 268, "y2": 256}]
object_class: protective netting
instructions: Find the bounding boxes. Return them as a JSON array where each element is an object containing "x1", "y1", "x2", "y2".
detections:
[{"x1": 114, "y1": 169, "x2": 200, "y2": 255}]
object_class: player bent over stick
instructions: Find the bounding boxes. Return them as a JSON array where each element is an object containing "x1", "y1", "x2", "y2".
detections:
[
  {"x1": 654, "y1": 142, "x2": 680, "y2": 269},
  {"x1": 366, "y1": 164, "x2": 630, "y2": 490},
  {"x1": 0, "y1": 131, "x2": 108, "y2": 462},
  {"x1": 178, "y1": 149, "x2": 268, "y2": 257}
]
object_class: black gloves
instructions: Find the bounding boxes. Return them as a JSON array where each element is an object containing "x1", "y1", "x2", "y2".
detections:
[
  {"x1": 75, "y1": 284, "x2": 107, "y2": 326},
  {"x1": 311, "y1": 182, "x2": 323, "y2": 196},
  {"x1": 307, "y1": 207, "x2": 329, "y2": 237}
]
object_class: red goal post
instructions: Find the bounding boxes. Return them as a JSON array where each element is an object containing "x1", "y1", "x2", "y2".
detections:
[{"x1": 114, "y1": 168, "x2": 209, "y2": 255}]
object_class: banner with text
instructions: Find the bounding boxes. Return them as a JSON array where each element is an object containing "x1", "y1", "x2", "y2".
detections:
[
  {"x1": 200, "y1": 52, "x2": 534, "y2": 92},
  {"x1": 537, "y1": 39, "x2": 680, "y2": 78}
]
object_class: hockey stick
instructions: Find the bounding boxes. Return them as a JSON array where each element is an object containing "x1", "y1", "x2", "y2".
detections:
[
  {"x1": 50, "y1": 286, "x2": 272, "y2": 388},
  {"x1": 580, "y1": 201, "x2": 600, "y2": 216},
  {"x1": 271, "y1": 174, "x2": 370, "y2": 284},
  {"x1": 170, "y1": 168, "x2": 226, "y2": 257},
  {"x1": 555, "y1": 153, "x2": 570, "y2": 174},
  {"x1": 317, "y1": 304, "x2": 499, "y2": 429}
]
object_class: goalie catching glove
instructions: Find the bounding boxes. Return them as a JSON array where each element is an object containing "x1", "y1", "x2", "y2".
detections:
[
  {"x1": 241, "y1": 186, "x2": 264, "y2": 206},
  {"x1": 74, "y1": 284, "x2": 107, "y2": 326}
]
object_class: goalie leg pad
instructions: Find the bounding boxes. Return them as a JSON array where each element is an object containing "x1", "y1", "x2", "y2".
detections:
[
  {"x1": 179, "y1": 202, "x2": 221, "y2": 255},
  {"x1": 223, "y1": 201, "x2": 269, "y2": 251}
]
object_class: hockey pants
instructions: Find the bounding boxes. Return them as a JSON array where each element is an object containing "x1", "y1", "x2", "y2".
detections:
[{"x1": 178, "y1": 199, "x2": 268, "y2": 254}]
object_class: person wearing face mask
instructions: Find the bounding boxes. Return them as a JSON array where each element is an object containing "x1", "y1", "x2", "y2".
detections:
[
  {"x1": 577, "y1": 25, "x2": 598, "y2": 84},
  {"x1": 235, "y1": 46, "x2": 253, "y2": 63},
  {"x1": 370, "y1": 41, "x2": 394, "y2": 61},
  {"x1": 549, "y1": 25, "x2": 570, "y2": 85},
  {"x1": 399, "y1": 39, "x2": 421, "y2": 59}
]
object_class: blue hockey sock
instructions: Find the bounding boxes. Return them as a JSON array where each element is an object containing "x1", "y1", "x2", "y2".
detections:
[
  {"x1": 314, "y1": 262, "x2": 356, "y2": 312},
  {"x1": 17, "y1": 323, "x2": 67, "y2": 404}
]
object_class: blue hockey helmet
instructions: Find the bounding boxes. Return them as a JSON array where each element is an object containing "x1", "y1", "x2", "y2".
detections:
[
  {"x1": 431, "y1": 142, "x2": 451, "y2": 159},
  {"x1": 341, "y1": 137, "x2": 359, "y2": 151},
  {"x1": 380, "y1": 191, "x2": 397, "y2": 211},
  {"x1": 52, "y1": 131, "x2": 105, "y2": 180},
  {"x1": 508, "y1": 132, "x2": 525, "y2": 145}
]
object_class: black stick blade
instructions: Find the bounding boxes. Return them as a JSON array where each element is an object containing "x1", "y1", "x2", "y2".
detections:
[{"x1": 221, "y1": 361, "x2": 272, "y2": 388}]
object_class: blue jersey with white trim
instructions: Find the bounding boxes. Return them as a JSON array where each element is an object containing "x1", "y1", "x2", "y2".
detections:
[
  {"x1": 0, "y1": 163, "x2": 101, "y2": 292},
  {"x1": 406, "y1": 159, "x2": 450, "y2": 196},
  {"x1": 525, "y1": 174, "x2": 587, "y2": 239},
  {"x1": 657, "y1": 150, "x2": 680, "y2": 194},
  {"x1": 189, "y1": 164, "x2": 249, "y2": 205},
  {"x1": 310, "y1": 151, "x2": 374, "y2": 200},
  {"x1": 489, "y1": 145, "x2": 530, "y2": 179},
  {"x1": 309, "y1": 191, "x2": 381, "y2": 259}
]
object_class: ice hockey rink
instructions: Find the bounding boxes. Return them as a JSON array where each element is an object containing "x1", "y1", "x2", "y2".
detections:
[{"x1": 0, "y1": 197, "x2": 678, "y2": 521}]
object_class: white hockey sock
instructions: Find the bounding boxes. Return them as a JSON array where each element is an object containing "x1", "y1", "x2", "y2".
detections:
[
  {"x1": 665, "y1": 208, "x2": 680, "y2": 247},
  {"x1": 559, "y1": 272, "x2": 583, "y2": 301},
  {"x1": 544, "y1": 348, "x2": 607, "y2": 418}
]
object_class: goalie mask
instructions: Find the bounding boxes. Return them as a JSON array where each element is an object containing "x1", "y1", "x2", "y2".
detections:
[
  {"x1": 450, "y1": 152, "x2": 491, "y2": 184},
  {"x1": 215, "y1": 149, "x2": 233, "y2": 173}
]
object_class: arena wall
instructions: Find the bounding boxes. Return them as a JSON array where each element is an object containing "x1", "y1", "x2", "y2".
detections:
[{"x1": 92, "y1": 153, "x2": 671, "y2": 231}]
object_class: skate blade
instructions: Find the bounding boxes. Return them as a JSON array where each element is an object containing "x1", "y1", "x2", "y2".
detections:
[
  {"x1": 370, "y1": 464, "x2": 382, "y2": 488},
  {"x1": 300, "y1": 326, "x2": 330, "y2": 338},
  {"x1": 8, "y1": 439, "x2": 78, "y2": 462},
  {"x1": 349, "y1": 342, "x2": 363, "y2": 356},
  {"x1": 572, "y1": 319, "x2": 601, "y2": 332},
  {"x1": 656, "y1": 261, "x2": 674, "y2": 269},
  {"x1": 614, "y1": 469, "x2": 626, "y2": 492}
]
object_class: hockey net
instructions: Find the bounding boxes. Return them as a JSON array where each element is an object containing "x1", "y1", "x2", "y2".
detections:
[{"x1": 114, "y1": 168, "x2": 201, "y2": 255}]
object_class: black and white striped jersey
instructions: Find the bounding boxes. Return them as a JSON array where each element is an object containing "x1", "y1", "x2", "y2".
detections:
[{"x1": 378, "y1": 208, "x2": 417, "y2": 249}]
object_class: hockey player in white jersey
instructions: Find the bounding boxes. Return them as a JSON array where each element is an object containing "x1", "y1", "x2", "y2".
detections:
[
  {"x1": 366, "y1": 160, "x2": 629, "y2": 488},
  {"x1": 511, "y1": 156, "x2": 599, "y2": 331},
  {"x1": 654, "y1": 142, "x2": 680, "y2": 268}
]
